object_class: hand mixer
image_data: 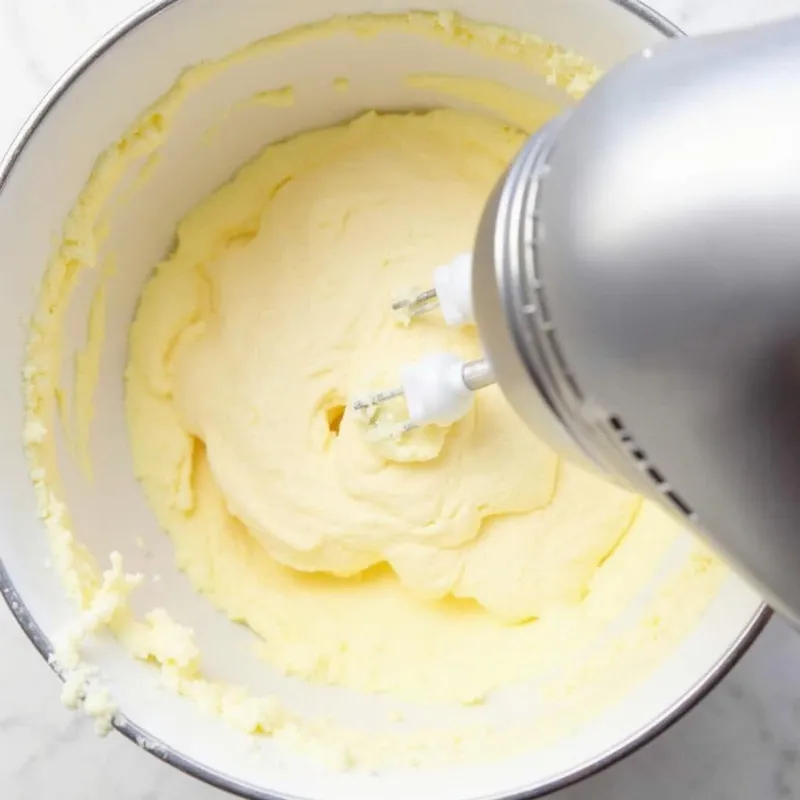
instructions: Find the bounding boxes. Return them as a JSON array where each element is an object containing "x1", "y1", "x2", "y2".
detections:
[{"x1": 352, "y1": 16, "x2": 800, "y2": 627}]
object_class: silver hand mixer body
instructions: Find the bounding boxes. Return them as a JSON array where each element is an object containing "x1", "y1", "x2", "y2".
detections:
[{"x1": 473, "y1": 17, "x2": 800, "y2": 626}]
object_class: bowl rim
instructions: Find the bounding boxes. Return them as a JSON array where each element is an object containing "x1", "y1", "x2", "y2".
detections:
[{"x1": 0, "y1": 1, "x2": 772, "y2": 798}]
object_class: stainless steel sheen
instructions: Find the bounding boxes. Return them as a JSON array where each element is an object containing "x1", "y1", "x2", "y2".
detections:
[
  {"x1": 474, "y1": 15, "x2": 800, "y2": 626},
  {"x1": 461, "y1": 358, "x2": 495, "y2": 391}
]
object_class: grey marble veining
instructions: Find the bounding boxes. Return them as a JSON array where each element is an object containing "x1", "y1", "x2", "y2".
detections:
[{"x1": 2, "y1": 1, "x2": 800, "y2": 798}]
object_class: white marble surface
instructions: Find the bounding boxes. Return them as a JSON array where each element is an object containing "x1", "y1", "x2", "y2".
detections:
[{"x1": 2, "y1": 0, "x2": 800, "y2": 797}]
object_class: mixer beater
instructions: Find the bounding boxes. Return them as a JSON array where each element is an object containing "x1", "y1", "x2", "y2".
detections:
[{"x1": 352, "y1": 252, "x2": 495, "y2": 435}]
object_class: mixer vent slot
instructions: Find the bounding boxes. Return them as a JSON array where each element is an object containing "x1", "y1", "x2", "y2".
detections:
[
  {"x1": 666, "y1": 491, "x2": 694, "y2": 518},
  {"x1": 605, "y1": 414, "x2": 698, "y2": 522}
]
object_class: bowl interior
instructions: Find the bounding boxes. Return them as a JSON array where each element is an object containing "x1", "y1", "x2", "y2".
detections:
[{"x1": 0, "y1": 1, "x2": 765, "y2": 799}]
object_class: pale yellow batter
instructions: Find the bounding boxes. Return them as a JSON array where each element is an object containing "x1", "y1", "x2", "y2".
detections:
[
  {"x1": 23, "y1": 10, "x2": 729, "y2": 768},
  {"x1": 128, "y1": 107, "x2": 640, "y2": 622}
]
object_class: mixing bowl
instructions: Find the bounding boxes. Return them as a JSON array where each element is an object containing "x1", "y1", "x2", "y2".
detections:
[{"x1": 0, "y1": 0, "x2": 770, "y2": 798}]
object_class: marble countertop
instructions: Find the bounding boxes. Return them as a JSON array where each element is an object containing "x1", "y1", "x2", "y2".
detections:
[{"x1": 3, "y1": 1, "x2": 800, "y2": 798}]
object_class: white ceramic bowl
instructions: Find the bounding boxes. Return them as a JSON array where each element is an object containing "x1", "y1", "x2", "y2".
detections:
[{"x1": 0, "y1": 1, "x2": 769, "y2": 799}]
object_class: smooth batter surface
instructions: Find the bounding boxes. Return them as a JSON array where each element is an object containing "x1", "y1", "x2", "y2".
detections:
[
  {"x1": 23, "y1": 10, "x2": 729, "y2": 768},
  {"x1": 128, "y1": 108, "x2": 640, "y2": 622}
]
